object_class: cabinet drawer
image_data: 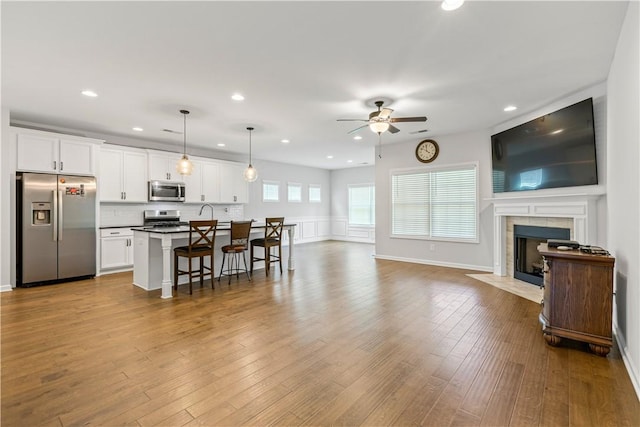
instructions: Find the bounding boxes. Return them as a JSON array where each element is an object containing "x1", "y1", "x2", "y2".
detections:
[{"x1": 100, "y1": 228, "x2": 134, "y2": 238}]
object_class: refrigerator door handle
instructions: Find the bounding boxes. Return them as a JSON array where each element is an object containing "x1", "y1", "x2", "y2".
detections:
[
  {"x1": 52, "y1": 190, "x2": 58, "y2": 241},
  {"x1": 58, "y1": 190, "x2": 64, "y2": 241}
]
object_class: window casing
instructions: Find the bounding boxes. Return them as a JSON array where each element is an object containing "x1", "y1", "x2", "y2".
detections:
[
  {"x1": 262, "y1": 180, "x2": 280, "y2": 202},
  {"x1": 349, "y1": 184, "x2": 375, "y2": 226},
  {"x1": 308, "y1": 184, "x2": 321, "y2": 203},
  {"x1": 391, "y1": 163, "x2": 478, "y2": 242},
  {"x1": 288, "y1": 182, "x2": 302, "y2": 202}
]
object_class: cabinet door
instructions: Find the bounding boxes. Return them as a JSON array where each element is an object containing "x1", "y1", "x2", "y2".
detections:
[
  {"x1": 201, "y1": 161, "x2": 220, "y2": 203},
  {"x1": 148, "y1": 153, "x2": 180, "y2": 181},
  {"x1": 59, "y1": 139, "x2": 94, "y2": 175},
  {"x1": 101, "y1": 236, "x2": 131, "y2": 269},
  {"x1": 182, "y1": 159, "x2": 204, "y2": 203},
  {"x1": 219, "y1": 163, "x2": 248, "y2": 203},
  {"x1": 122, "y1": 151, "x2": 148, "y2": 202},
  {"x1": 99, "y1": 149, "x2": 125, "y2": 201},
  {"x1": 16, "y1": 133, "x2": 59, "y2": 172}
]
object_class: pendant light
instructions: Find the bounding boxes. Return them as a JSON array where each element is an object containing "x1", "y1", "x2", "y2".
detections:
[
  {"x1": 243, "y1": 126, "x2": 258, "y2": 182},
  {"x1": 176, "y1": 109, "x2": 193, "y2": 176}
]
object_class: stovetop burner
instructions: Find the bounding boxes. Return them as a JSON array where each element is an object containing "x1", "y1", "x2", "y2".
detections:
[{"x1": 143, "y1": 209, "x2": 186, "y2": 228}]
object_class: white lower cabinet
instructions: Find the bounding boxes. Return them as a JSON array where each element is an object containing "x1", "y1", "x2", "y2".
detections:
[{"x1": 100, "y1": 228, "x2": 134, "y2": 271}]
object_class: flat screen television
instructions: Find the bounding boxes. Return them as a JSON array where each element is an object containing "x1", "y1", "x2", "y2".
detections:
[{"x1": 491, "y1": 98, "x2": 598, "y2": 193}]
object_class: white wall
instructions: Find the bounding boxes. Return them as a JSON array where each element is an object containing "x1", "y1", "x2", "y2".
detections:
[
  {"x1": 0, "y1": 108, "x2": 12, "y2": 291},
  {"x1": 607, "y1": 1, "x2": 640, "y2": 397},
  {"x1": 330, "y1": 166, "x2": 375, "y2": 242},
  {"x1": 244, "y1": 158, "x2": 332, "y2": 243},
  {"x1": 375, "y1": 130, "x2": 495, "y2": 271}
]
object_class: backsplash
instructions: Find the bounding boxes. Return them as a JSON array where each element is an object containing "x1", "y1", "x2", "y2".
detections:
[{"x1": 100, "y1": 203, "x2": 245, "y2": 227}]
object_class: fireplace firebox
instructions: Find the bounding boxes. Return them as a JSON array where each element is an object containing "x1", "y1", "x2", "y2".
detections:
[{"x1": 514, "y1": 225, "x2": 570, "y2": 286}]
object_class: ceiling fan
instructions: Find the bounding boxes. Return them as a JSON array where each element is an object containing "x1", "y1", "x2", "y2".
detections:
[{"x1": 337, "y1": 100, "x2": 427, "y2": 134}]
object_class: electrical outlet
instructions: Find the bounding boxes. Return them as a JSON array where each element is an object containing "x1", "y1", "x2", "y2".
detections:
[{"x1": 429, "y1": 243, "x2": 436, "y2": 251}]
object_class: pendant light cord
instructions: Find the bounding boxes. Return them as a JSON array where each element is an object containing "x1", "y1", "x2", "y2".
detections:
[
  {"x1": 180, "y1": 109, "x2": 190, "y2": 156},
  {"x1": 247, "y1": 127, "x2": 254, "y2": 165}
]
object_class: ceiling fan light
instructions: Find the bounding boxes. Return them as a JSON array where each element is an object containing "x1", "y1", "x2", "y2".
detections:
[
  {"x1": 244, "y1": 164, "x2": 258, "y2": 182},
  {"x1": 370, "y1": 121, "x2": 390, "y2": 134},
  {"x1": 441, "y1": 0, "x2": 464, "y2": 11}
]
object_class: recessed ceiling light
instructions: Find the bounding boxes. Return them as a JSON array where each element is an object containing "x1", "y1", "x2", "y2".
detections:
[
  {"x1": 347, "y1": 160, "x2": 353, "y2": 163},
  {"x1": 231, "y1": 93, "x2": 245, "y2": 101},
  {"x1": 281, "y1": 139, "x2": 290, "y2": 144},
  {"x1": 441, "y1": 0, "x2": 464, "y2": 11},
  {"x1": 354, "y1": 135, "x2": 363, "y2": 140},
  {"x1": 327, "y1": 155, "x2": 334, "y2": 159},
  {"x1": 504, "y1": 105, "x2": 517, "y2": 112},
  {"x1": 132, "y1": 127, "x2": 143, "y2": 132},
  {"x1": 217, "y1": 143, "x2": 226, "y2": 147},
  {"x1": 81, "y1": 90, "x2": 98, "y2": 97}
]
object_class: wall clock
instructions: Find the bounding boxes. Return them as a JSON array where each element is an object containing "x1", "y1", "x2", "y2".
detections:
[{"x1": 416, "y1": 139, "x2": 439, "y2": 163}]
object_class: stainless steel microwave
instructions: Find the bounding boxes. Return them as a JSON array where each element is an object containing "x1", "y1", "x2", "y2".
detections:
[{"x1": 148, "y1": 181, "x2": 185, "y2": 202}]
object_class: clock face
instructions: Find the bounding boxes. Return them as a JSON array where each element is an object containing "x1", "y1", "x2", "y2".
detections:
[{"x1": 416, "y1": 139, "x2": 439, "y2": 163}]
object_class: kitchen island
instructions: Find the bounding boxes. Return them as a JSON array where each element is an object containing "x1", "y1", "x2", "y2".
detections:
[{"x1": 132, "y1": 223, "x2": 296, "y2": 298}]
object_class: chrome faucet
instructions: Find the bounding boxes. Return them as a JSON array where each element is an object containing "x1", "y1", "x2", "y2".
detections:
[{"x1": 198, "y1": 203, "x2": 215, "y2": 220}]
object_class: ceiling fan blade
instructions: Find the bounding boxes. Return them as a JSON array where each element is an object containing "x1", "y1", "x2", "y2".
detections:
[
  {"x1": 348, "y1": 124, "x2": 370, "y2": 134},
  {"x1": 388, "y1": 124, "x2": 401, "y2": 134},
  {"x1": 410, "y1": 129, "x2": 429, "y2": 135},
  {"x1": 378, "y1": 108, "x2": 394, "y2": 120},
  {"x1": 390, "y1": 116, "x2": 428, "y2": 123},
  {"x1": 337, "y1": 119, "x2": 368, "y2": 122}
]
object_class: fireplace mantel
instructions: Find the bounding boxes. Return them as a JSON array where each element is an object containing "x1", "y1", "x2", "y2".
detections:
[{"x1": 491, "y1": 192, "x2": 603, "y2": 276}]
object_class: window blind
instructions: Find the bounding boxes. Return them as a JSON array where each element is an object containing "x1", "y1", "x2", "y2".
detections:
[{"x1": 392, "y1": 164, "x2": 477, "y2": 241}]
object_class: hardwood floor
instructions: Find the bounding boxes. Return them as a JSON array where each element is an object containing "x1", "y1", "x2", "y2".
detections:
[{"x1": 2, "y1": 241, "x2": 638, "y2": 426}]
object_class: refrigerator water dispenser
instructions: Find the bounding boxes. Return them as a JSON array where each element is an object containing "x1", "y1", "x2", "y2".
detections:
[{"x1": 31, "y1": 202, "x2": 51, "y2": 226}]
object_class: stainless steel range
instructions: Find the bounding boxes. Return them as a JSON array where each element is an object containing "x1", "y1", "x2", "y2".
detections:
[{"x1": 143, "y1": 210, "x2": 188, "y2": 228}]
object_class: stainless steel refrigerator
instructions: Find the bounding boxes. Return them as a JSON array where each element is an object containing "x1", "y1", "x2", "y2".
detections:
[{"x1": 17, "y1": 172, "x2": 97, "y2": 287}]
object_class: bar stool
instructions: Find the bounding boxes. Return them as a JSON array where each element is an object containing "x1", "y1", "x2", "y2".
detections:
[
  {"x1": 250, "y1": 217, "x2": 284, "y2": 276},
  {"x1": 218, "y1": 220, "x2": 252, "y2": 284},
  {"x1": 173, "y1": 220, "x2": 217, "y2": 295}
]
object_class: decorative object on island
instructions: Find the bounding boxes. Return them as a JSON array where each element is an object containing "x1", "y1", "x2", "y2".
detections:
[
  {"x1": 537, "y1": 243, "x2": 615, "y2": 356},
  {"x1": 250, "y1": 217, "x2": 284, "y2": 276},
  {"x1": 173, "y1": 220, "x2": 217, "y2": 295},
  {"x1": 415, "y1": 139, "x2": 439, "y2": 163},
  {"x1": 176, "y1": 109, "x2": 193, "y2": 176},
  {"x1": 243, "y1": 127, "x2": 258, "y2": 182},
  {"x1": 218, "y1": 220, "x2": 253, "y2": 284}
]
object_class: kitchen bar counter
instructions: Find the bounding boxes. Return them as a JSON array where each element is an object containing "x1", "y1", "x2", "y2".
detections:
[{"x1": 132, "y1": 223, "x2": 296, "y2": 299}]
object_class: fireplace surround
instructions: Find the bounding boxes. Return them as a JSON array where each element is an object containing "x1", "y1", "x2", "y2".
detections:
[{"x1": 492, "y1": 193, "x2": 601, "y2": 278}]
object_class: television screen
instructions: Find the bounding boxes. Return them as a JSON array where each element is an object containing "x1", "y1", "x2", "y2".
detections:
[{"x1": 491, "y1": 98, "x2": 598, "y2": 193}]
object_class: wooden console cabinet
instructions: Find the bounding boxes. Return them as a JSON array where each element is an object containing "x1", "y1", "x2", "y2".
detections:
[{"x1": 538, "y1": 243, "x2": 615, "y2": 356}]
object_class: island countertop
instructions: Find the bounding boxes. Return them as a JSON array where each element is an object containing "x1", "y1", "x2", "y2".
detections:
[{"x1": 132, "y1": 222, "x2": 297, "y2": 298}]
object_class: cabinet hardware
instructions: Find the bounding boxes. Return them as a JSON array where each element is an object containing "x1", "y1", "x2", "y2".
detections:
[
  {"x1": 110, "y1": 232, "x2": 119, "y2": 235},
  {"x1": 53, "y1": 160, "x2": 57, "y2": 170},
  {"x1": 60, "y1": 161, "x2": 64, "y2": 171},
  {"x1": 234, "y1": 195, "x2": 237, "y2": 202},
  {"x1": 123, "y1": 192, "x2": 126, "y2": 200}
]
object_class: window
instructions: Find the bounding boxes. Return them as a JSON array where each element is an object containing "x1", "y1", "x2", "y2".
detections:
[
  {"x1": 288, "y1": 182, "x2": 302, "y2": 202},
  {"x1": 349, "y1": 184, "x2": 375, "y2": 226},
  {"x1": 308, "y1": 184, "x2": 321, "y2": 203},
  {"x1": 262, "y1": 180, "x2": 280, "y2": 202},
  {"x1": 391, "y1": 163, "x2": 477, "y2": 241}
]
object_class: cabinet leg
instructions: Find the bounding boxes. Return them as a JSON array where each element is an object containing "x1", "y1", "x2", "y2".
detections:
[
  {"x1": 589, "y1": 344, "x2": 610, "y2": 357},
  {"x1": 544, "y1": 333, "x2": 562, "y2": 346}
]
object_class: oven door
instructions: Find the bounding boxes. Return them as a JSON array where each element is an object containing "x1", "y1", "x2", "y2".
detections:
[{"x1": 148, "y1": 181, "x2": 185, "y2": 202}]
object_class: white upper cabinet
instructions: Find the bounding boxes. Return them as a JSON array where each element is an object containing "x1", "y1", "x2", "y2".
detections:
[
  {"x1": 182, "y1": 159, "x2": 221, "y2": 203},
  {"x1": 219, "y1": 162, "x2": 248, "y2": 204},
  {"x1": 148, "y1": 151, "x2": 182, "y2": 182},
  {"x1": 99, "y1": 145, "x2": 148, "y2": 202},
  {"x1": 14, "y1": 128, "x2": 102, "y2": 175}
]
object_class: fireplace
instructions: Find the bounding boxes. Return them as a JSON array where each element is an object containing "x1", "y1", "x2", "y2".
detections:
[{"x1": 513, "y1": 225, "x2": 570, "y2": 286}]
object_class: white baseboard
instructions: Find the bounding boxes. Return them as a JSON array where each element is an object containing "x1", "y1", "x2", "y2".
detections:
[
  {"x1": 613, "y1": 323, "x2": 640, "y2": 401},
  {"x1": 373, "y1": 254, "x2": 493, "y2": 273},
  {"x1": 0, "y1": 284, "x2": 13, "y2": 292}
]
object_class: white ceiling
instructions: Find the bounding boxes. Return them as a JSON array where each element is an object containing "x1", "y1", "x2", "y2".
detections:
[{"x1": 1, "y1": 1, "x2": 629, "y2": 170}]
